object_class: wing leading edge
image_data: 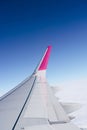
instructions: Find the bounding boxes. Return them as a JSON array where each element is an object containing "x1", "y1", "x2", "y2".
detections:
[{"x1": 0, "y1": 46, "x2": 80, "y2": 130}]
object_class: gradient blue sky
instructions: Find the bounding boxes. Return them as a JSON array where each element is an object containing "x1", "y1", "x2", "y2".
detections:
[{"x1": 0, "y1": 0, "x2": 87, "y2": 95}]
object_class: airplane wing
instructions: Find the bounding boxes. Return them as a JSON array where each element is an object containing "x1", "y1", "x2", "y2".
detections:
[{"x1": 0, "y1": 46, "x2": 80, "y2": 130}]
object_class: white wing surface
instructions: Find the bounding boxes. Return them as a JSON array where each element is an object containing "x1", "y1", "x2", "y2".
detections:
[{"x1": 0, "y1": 46, "x2": 80, "y2": 130}]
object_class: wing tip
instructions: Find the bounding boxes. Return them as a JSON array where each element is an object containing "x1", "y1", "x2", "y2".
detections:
[{"x1": 38, "y1": 45, "x2": 52, "y2": 71}]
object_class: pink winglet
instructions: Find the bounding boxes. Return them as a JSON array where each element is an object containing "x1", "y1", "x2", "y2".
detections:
[{"x1": 38, "y1": 45, "x2": 52, "y2": 70}]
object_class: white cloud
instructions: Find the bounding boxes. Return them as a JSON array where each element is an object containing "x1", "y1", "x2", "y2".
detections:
[{"x1": 56, "y1": 79, "x2": 87, "y2": 128}]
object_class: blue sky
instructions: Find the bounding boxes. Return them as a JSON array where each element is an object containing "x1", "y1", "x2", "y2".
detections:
[{"x1": 0, "y1": 0, "x2": 87, "y2": 94}]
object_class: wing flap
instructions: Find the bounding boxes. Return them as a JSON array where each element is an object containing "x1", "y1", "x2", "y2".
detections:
[
  {"x1": 24, "y1": 123, "x2": 80, "y2": 130},
  {"x1": 60, "y1": 102, "x2": 81, "y2": 114}
]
